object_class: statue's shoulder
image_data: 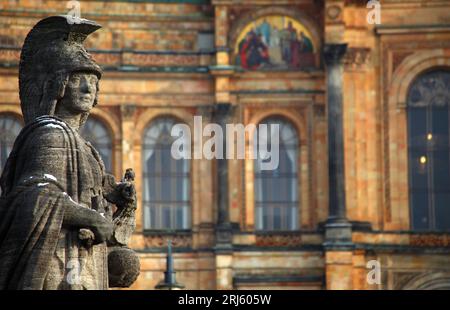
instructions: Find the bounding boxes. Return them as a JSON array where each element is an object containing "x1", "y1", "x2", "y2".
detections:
[{"x1": 21, "y1": 116, "x2": 73, "y2": 148}]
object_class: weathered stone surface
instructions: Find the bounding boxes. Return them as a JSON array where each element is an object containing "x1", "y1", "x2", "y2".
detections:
[
  {"x1": 108, "y1": 247, "x2": 140, "y2": 288},
  {"x1": 0, "y1": 15, "x2": 139, "y2": 290}
]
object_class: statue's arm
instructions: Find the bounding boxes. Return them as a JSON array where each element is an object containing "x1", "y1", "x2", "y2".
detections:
[
  {"x1": 62, "y1": 196, "x2": 113, "y2": 245},
  {"x1": 17, "y1": 125, "x2": 113, "y2": 244}
]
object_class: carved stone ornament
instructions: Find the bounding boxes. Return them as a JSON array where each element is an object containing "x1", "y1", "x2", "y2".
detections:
[
  {"x1": 407, "y1": 71, "x2": 450, "y2": 108},
  {"x1": 144, "y1": 234, "x2": 192, "y2": 248},
  {"x1": 326, "y1": 5, "x2": 342, "y2": 21},
  {"x1": 343, "y1": 47, "x2": 371, "y2": 67},
  {"x1": 0, "y1": 16, "x2": 139, "y2": 290}
]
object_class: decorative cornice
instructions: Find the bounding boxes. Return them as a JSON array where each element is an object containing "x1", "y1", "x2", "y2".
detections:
[
  {"x1": 376, "y1": 24, "x2": 450, "y2": 35},
  {"x1": 233, "y1": 274, "x2": 324, "y2": 284},
  {"x1": 120, "y1": 104, "x2": 137, "y2": 120},
  {"x1": 142, "y1": 232, "x2": 193, "y2": 248},
  {"x1": 410, "y1": 234, "x2": 450, "y2": 247},
  {"x1": 212, "y1": 0, "x2": 314, "y2": 5},
  {"x1": 209, "y1": 65, "x2": 235, "y2": 76},
  {"x1": 88, "y1": 0, "x2": 208, "y2": 3},
  {"x1": 232, "y1": 244, "x2": 323, "y2": 252},
  {"x1": 0, "y1": 48, "x2": 215, "y2": 69},
  {"x1": 231, "y1": 89, "x2": 325, "y2": 95},
  {"x1": 343, "y1": 47, "x2": 371, "y2": 68},
  {"x1": 255, "y1": 234, "x2": 303, "y2": 247},
  {"x1": 354, "y1": 243, "x2": 450, "y2": 253}
]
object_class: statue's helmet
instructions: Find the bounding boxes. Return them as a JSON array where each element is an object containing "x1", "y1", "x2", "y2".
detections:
[{"x1": 19, "y1": 15, "x2": 103, "y2": 124}]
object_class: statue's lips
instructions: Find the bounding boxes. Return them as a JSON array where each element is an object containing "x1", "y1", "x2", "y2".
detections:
[{"x1": 80, "y1": 96, "x2": 93, "y2": 102}]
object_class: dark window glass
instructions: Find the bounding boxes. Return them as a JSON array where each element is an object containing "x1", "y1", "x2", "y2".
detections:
[
  {"x1": 143, "y1": 117, "x2": 190, "y2": 230},
  {"x1": 254, "y1": 117, "x2": 299, "y2": 231},
  {"x1": 0, "y1": 114, "x2": 22, "y2": 175},
  {"x1": 407, "y1": 70, "x2": 450, "y2": 231},
  {"x1": 81, "y1": 118, "x2": 113, "y2": 173}
]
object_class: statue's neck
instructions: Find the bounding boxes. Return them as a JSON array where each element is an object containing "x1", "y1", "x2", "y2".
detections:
[{"x1": 54, "y1": 106, "x2": 83, "y2": 131}]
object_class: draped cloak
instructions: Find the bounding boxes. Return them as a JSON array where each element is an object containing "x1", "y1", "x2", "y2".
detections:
[{"x1": 0, "y1": 116, "x2": 111, "y2": 290}]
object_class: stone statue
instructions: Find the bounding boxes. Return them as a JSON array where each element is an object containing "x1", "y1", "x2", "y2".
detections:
[{"x1": 0, "y1": 15, "x2": 140, "y2": 289}]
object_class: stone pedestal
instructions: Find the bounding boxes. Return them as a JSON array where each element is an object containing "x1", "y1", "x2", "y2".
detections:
[
  {"x1": 325, "y1": 251, "x2": 353, "y2": 290},
  {"x1": 215, "y1": 253, "x2": 233, "y2": 290}
]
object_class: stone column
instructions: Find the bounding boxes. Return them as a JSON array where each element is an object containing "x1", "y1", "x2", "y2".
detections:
[
  {"x1": 210, "y1": 4, "x2": 234, "y2": 250},
  {"x1": 193, "y1": 105, "x2": 215, "y2": 249},
  {"x1": 323, "y1": 43, "x2": 352, "y2": 243},
  {"x1": 212, "y1": 104, "x2": 234, "y2": 290},
  {"x1": 120, "y1": 104, "x2": 137, "y2": 175},
  {"x1": 212, "y1": 4, "x2": 234, "y2": 290},
  {"x1": 323, "y1": 43, "x2": 354, "y2": 290},
  {"x1": 120, "y1": 104, "x2": 139, "y2": 229},
  {"x1": 214, "y1": 103, "x2": 233, "y2": 248}
]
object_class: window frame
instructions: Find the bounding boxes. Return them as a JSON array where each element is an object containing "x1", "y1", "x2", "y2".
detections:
[
  {"x1": 80, "y1": 116, "x2": 114, "y2": 173},
  {"x1": 0, "y1": 113, "x2": 23, "y2": 195},
  {"x1": 141, "y1": 116, "x2": 192, "y2": 231},
  {"x1": 407, "y1": 70, "x2": 450, "y2": 231},
  {"x1": 254, "y1": 116, "x2": 300, "y2": 232}
]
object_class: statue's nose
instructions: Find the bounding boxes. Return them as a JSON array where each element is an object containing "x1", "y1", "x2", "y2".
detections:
[{"x1": 81, "y1": 77, "x2": 95, "y2": 94}]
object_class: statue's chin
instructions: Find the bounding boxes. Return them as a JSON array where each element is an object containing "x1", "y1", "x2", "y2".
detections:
[
  {"x1": 75, "y1": 106, "x2": 94, "y2": 114},
  {"x1": 69, "y1": 99, "x2": 95, "y2": 114}
]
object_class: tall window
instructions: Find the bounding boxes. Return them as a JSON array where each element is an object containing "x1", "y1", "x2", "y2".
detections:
[
  {"x1": 408, "y1": 70, "x2": 450, "y2": 231},
  {"x1": 143, "y1": 117, "x2": 191, "y2": 230},
  {"x1": 255, "y1": 117, "x2": 299, "y2": 231},
  {"x1": 81, "y1": 117, "x2": 113, "y2": 172},
  {"x1": 0, "y1": 114, "x2": 22, "y2": 174},
  {"x1": 0, "y1": 114, "x2": 22, "y2": 194}
]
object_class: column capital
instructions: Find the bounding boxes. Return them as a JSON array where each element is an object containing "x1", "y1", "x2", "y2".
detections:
[
  {"x1": 323, "y1": 43, "x2": 348, "y2": 66},
  {"x1": 214, "y1": 102, "x2": 232, "y2": 113},
  {"x1": 214, "y1": 103, "x2": 237, "y2": 123},
  {"x1": 120, "y1": 103, "x2": 136, "y2": 121},
  {"x1": 196, "y1": 105, "x2": 215, "y2": 119}
]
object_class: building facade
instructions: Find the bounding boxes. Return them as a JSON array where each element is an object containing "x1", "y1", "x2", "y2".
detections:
[{"x1": 0, "y1": 0, "x2": 450, "y2": 289}]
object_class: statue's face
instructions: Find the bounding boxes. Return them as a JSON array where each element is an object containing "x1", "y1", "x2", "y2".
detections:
[{"x1": 60, "y1": 72, "x2": 98, "y2": 113}]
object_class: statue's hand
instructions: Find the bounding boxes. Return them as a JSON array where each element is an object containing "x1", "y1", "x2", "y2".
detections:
[
  {"x1": 89, "y1": 213, "x2": 114, "y2": 245},
  {"x1": 78, "y1": 228, "x2": 95, "y2": 248}
]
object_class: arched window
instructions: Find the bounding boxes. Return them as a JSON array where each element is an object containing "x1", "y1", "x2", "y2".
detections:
[
  {"x1": 81, "y1": 117, "x2": 113, "y2": 173},
  {"x1": 254, "y1": 117, "x2": 299, "y2": 231},
  {"x1": 142, "y1": 117, "x2": 191, "y2": 230},
  {"x1": 0, "y1": 114, "x2": 22, "y2": 174},
  {"x1": 407, "y1": 70, "x2": 450, "y2": 231},
  {"x1": 0, "y1": 114, "x2": 22, "y2": 171}
]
